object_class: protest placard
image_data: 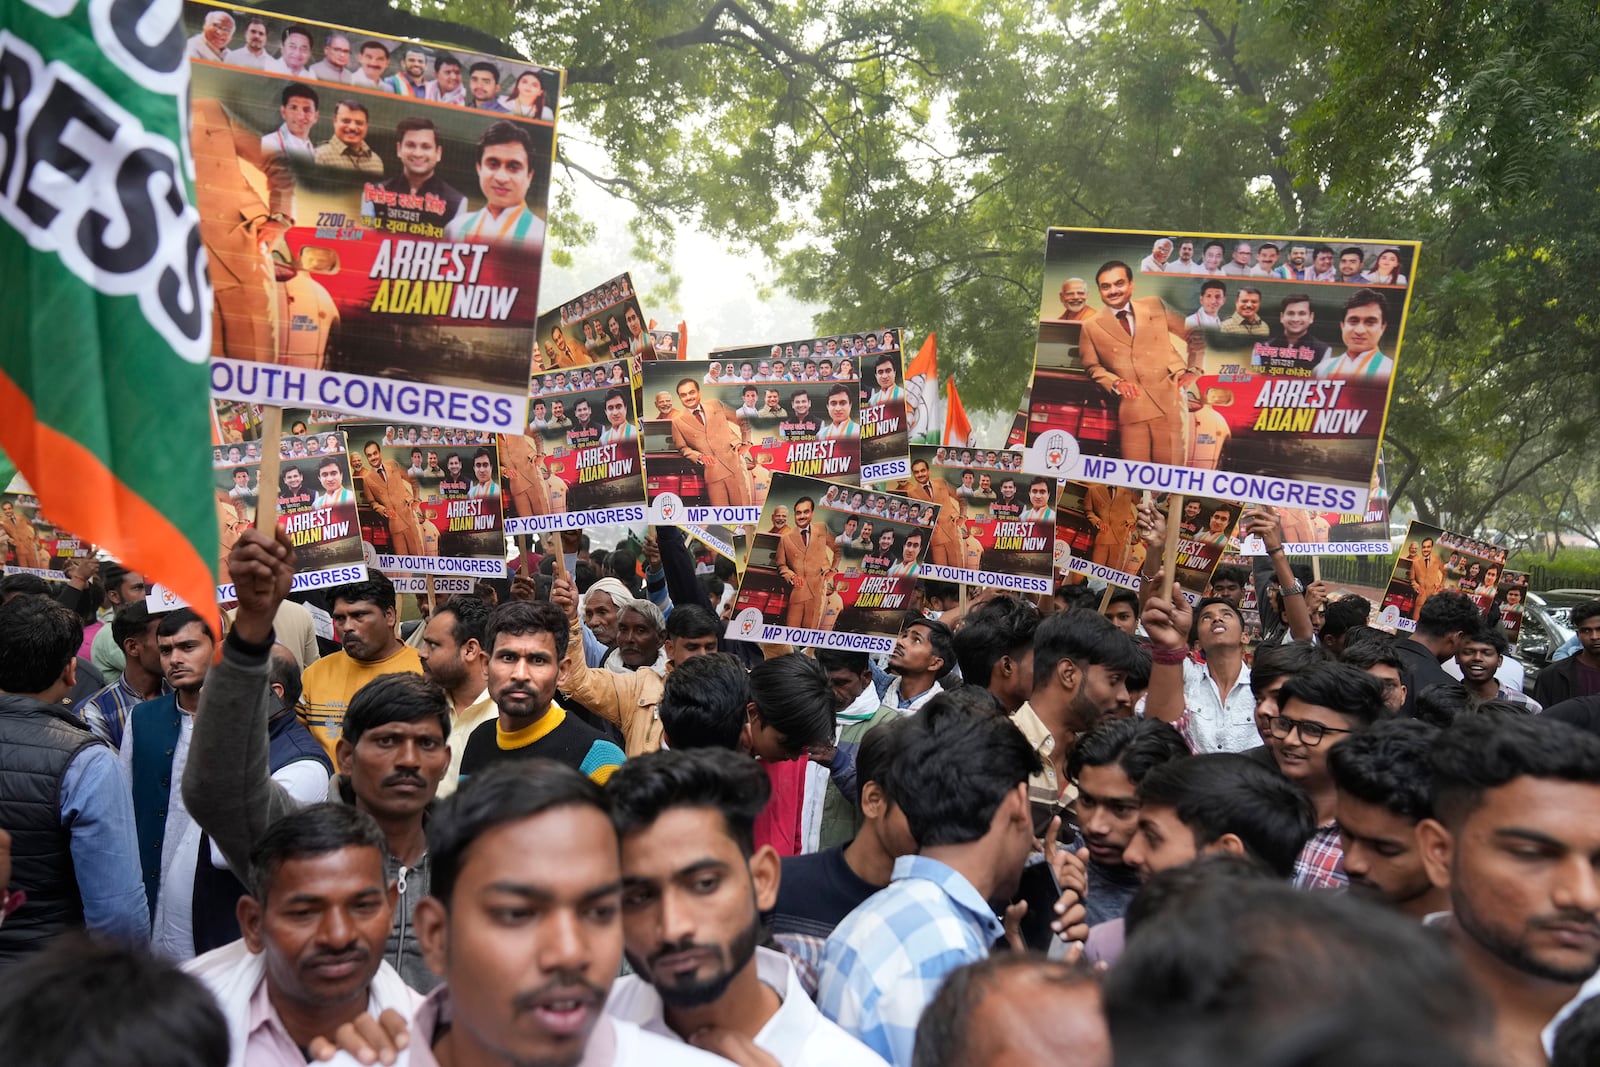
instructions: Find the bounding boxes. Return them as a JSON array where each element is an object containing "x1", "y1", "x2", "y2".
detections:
[
  {"x1": 339, "y1": 422, "x2": 507, "y2": 578},
  {"x1": 500, "y1": 357, "x2": 649, "y2": 535},
  {"x1": 885, "y1": 446, "x2": 1054, "y2": 595},
  {"x1": 1052, "y1": 483, "x2": 1238, "y2": 604},
  {"x1": 702, "y1": 331, "x2": 873, "y2": 473},
  {"x1": 212, "y1": 433, "x2": 367, "y2": 596},
  {"x1": 726, "y1": 474, "x2": 937, "y2": 652},
  {"x1": 1377, "y1": 522, "x2": 1516, "y2": 635},
  {"x1": 649, "y1": 329, "x2": 682, "y2": 359},
  {"x1": 1021, "y1": 229, "x2": 1418, "y2": 517},
  {"x1": 189, "y1": 2, "x2": 560, "y2": 433},
  {"x1": 1230, "y1": 455, "x2": 1393, "y2": 556},
  {"x1": 1053, "y1": 482, "x2": 1145, "y2": 591},
  {"x1": 542, "y1": 273, "x2": 656, "y2": 371},
  {"x1": 857, "y1": 329, "x2": 910, "y2": 482},
  {"x1": 640, "y1": 355, "x2": 863, "y2": 528},
  {"x1": 1, "y1": 478, "x2": 89, "y2": 580}
]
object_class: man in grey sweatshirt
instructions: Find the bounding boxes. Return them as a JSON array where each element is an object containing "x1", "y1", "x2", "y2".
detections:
[{"x1": 184, "y1": 527, "x2": 448, "y2": 990}]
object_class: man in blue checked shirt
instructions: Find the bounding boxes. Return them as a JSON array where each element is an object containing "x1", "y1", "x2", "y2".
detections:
[{"x1": 817, "y1": 688, "x2": 1086, "y2": 1066}]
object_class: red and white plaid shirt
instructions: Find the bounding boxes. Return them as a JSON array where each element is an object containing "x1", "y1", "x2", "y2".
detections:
[{"x1": 1293, "y1": 821, "x2": 1348, "y2": 889}]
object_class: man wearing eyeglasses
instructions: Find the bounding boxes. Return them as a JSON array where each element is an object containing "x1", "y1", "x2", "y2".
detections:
[{"x1": 1263, "y1": 663, "x2": 1385, "y2": 889}]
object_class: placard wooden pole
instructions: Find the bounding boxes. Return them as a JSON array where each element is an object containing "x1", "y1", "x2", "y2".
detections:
[
  {"x1": 254, "y1": 406, "x2": 284, "y2": 531},
  {"x1": 1311, "y1": 556, "x2": 1321, "y2": 584},
  {"x1": 1161, "y1": 494, "x2": 1184, "y2": 604},
  {"x1": 1098, "y1": 584, "x2": 1115, "y2": 613},
  {"x1": 425, "y1": 573, "x2": 437, "y2": 616}
]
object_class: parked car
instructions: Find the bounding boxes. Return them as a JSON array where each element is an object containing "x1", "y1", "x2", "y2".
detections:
[{"x1": 1515, "y1": 591, "x2": 1584, "y2": 688}]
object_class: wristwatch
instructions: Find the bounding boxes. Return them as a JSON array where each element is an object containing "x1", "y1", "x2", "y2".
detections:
[{"x1": 1282, "y1": 579, "x2": 1305, "y2": 597}]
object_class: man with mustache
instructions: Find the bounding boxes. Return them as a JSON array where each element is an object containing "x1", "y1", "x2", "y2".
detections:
[
  {"x1": 184, "y1": 804, "x2": 420, "y2": 1067},
  {"x1": 1416, "y1": 715, "x2": 1600, "y2": 1067},
  {"x1": 456, "y1": 600, "x2": 625, "y2": 785},
  {"x1": 296, "y1": 570, "x2": 424, "y2": 761},
  {"x1": 606, "y1": 749, "x2": 887, "y2": 1064},
  {"x1": 336, "y1": 764, "x2": 728, "y2": 1067},
  {"x1": 186, "y1": 529, "x2": 452, "y2": 990}
]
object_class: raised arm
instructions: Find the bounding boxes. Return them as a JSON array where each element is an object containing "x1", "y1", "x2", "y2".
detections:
[{"x1": 182, "y1": 528, "x2": 303, "y2": 876}]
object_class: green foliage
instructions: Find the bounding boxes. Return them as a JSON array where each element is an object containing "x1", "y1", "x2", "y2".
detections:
[{"x1": 261, "y1": 0, "x2": 1600, "y2": 549}]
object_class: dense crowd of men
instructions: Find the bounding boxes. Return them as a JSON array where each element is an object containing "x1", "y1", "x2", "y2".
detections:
[{"x1": 2, "y1": 506, "x2": 1600, "y2": 1067}]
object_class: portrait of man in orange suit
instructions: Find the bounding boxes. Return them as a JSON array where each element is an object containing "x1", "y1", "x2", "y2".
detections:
[
  {"x1": 775, "y1": 496, "x2": 838, "y2": 630},
  {"x1": 902, "y1": 459, "x2": 963, "y2": 567},
  {"x1": 1410, "y1": 535, "x2": 1447, "y2": 620},
  {"x1": 498, "y1": 430, "x2": 553, "y2": 517},
  {"x1": 1078, "y1": 260, "x2": 1208, "y2": 466},
  {"x1": 360, "y1": 440, "x2": 425, "y2": 555},
  {"x1": 1085, "y1": 483, "x2": 1140, "y2": 571},
  {"x1": 0, "y1": 502, "x2": 43, "y2": 570},
  {"x1": 670, "y1": 378, "x2": 753, "y2": 508}
]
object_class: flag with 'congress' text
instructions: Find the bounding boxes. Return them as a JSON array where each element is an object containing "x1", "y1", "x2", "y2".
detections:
[{"x1": 0, "y1": 3, "x2": 217, "y2": 612}]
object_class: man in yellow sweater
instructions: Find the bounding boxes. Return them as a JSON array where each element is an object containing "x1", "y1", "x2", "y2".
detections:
[{"x1": 298, "y1": 571, "x2": 423, "y2": 759}]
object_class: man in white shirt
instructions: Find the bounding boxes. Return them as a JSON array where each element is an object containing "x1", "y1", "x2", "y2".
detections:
[
  {"x1": 260, "y1": 83, "x2": 319, "y2": 160},
  {"x1": 424, "y1": 55, "x2": 468, "y2": 106},
  {"x1": 186, "y1": 8, "x2": 233, "y2": 62},
  {"x1": 225, "y1": 16, "x2": 273, "y2": 69},
  {"x1": 267, "y1": 24, "x2": 314, "y2": 79},
  {"x1": 606, "y1": 750, "x2": 888, "y2": 1066},
  {"x1": 1313, "y1": 288, "x2": 1395, "y2": 380},
  {"x1": 184, "y1": 805, "x2": 420, "y2": 1067},
  {"x1": 1185, "y1": 279, "x2": 1226, "y2": 329},
  {"x1": 309, "y1": 33, "x2": 354, "y2": 83},
  {"x1": 1170, "y1": 239, "x2": 1201, "y2": 272},
  {"x1": 1139, "y1": 237, "x2": 1173, "y2": 273}
]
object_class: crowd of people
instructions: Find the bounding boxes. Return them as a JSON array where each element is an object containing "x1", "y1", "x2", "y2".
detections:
[{"x1": 3, "y1": 501, "x2": 1600, "y2": 1067}]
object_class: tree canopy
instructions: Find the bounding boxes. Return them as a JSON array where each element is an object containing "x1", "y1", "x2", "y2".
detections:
[{"x1": 264, "y1": 0, "x2": 1600, "y2": 551}]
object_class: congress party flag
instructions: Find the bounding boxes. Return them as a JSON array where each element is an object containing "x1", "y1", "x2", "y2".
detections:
[
  {"x1": 0, "y1": 2, "x2": 218, "y2": 614},
  {"x1": 904, "y1": 333, "x2": 938, "y2": 443},
  {"x1": 943, "y1": 377, "x2": 976, "y2": 448}
]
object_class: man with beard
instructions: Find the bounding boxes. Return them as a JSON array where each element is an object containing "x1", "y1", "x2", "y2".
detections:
[
  {"x1": 119, "y1": 609, "x2": 224, "y2": 959},
  {"x1": 297, "y1": 570, "x2": 424, "y2": 759},
  {"x1": 1417, "y1": 715, "x2": 1600, "y2": 1067},
  {"x1": 1050, "y1": 277, "x2": 1095, "y2": 322},
  {"x1": 1327, "y1": 718, "x2": 1449, "y2": 920},
  {"x1": 418, "y1": 595, "x2": 493, "y2": 797},
  {"x1": 1262, "y1": 664, "x2": 1384, "y2": 889},
  {"x1": 364, "y1": 117, "x2": 463, "y2": 227},
  {"x1": 186, "y1": 528, "x2": 451, "y2": 990},
  {"x1": 184, "y1": 805, "x2": 420, "y2": 1065},
  {"x1": 818, "y1": 690, "x2": 1051, "y2": 1066},
  {"x1": 875, "y1": 616, "x2": 953, "y2": 713},
  {"x1": 1067, "y1": 717, "x2": 1191, "y2": 928},
  {"x1": 1011, "y1": 610, "x2": 1141, "y2": 836},
  {"x1": 605, "y1": 749, "x2": 887, "y2": 1064},
  {"x1": 457, "y1": 600, "x2": 625, "y2": 783}
]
